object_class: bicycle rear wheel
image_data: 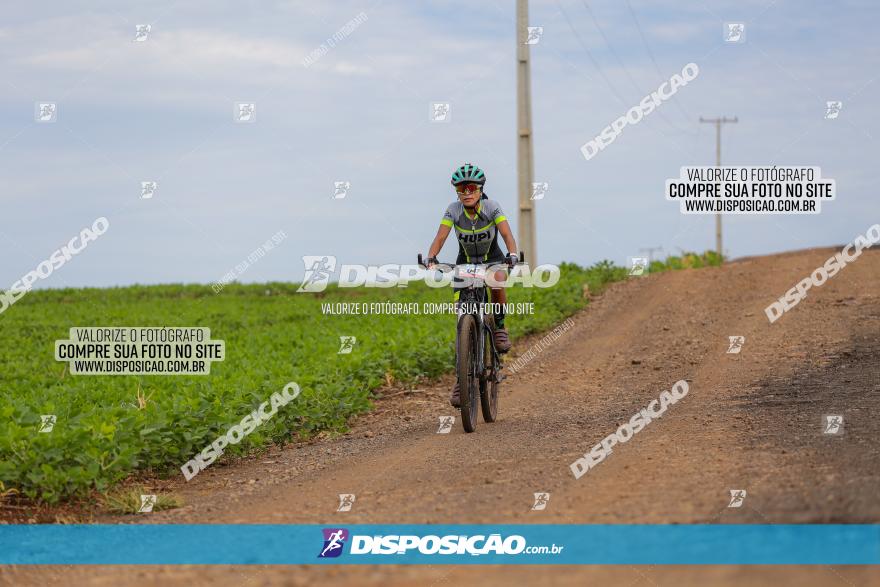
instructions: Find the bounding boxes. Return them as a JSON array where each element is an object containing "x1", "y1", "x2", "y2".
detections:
[{"x1": 456, "y1": 314, "x2": 479, "y2": 433}]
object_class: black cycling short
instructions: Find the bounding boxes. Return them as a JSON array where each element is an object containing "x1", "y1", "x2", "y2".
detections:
[{"x1": 455, "y1": 240, "x2": 505, "y2": 266}]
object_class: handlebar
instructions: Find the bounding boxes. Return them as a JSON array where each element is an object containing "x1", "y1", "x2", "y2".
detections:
[
  {"x1": 417, "y1": 254, "x2": 454, "y2": 271},
  {"x1": 417, "y1": 252, "x2": 525, "y2": 270}
]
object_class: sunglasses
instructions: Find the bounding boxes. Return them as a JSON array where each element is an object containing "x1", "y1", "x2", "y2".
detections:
[{"x1": 455, "y1": 185, "x2": 482, "y2": 195}]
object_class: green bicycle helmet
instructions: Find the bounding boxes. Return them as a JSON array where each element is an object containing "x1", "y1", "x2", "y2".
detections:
[{"x1": 451, "y1": 163, "x2": 486, "y2": 186}]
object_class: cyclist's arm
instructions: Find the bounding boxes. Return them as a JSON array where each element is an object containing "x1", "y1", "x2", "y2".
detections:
[
  {"x1": 427, "y1": 223, "x2": 452, "y2": 262},
  {"x1": 497, "y1": 220, "x2": 518, "y2": 257}
]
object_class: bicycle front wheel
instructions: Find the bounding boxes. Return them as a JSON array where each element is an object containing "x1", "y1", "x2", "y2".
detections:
[
  {"x1": 480, "y1": 317, "x2": 499, "y2": 423},
  {"x1": 456, "y1": 314, "x2": 479, "y2": 433}
]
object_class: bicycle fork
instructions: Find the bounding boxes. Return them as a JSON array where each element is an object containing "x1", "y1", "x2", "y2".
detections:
[
  {"x1": 482, "y1": 320, "x2": 505, "y2": 385},
  {"x1": 457, "y1": 313, "x2": 485, "y2": 385}
]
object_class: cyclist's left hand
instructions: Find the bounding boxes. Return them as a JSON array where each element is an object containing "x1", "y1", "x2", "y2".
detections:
[{"x1": 506, "y1": 253, "x2": 519, "y2": 267}]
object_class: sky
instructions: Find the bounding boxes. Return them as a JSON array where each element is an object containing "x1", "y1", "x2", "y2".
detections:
[{"x1": 1, "y1": 0, "x2": 877, "y2": 288}]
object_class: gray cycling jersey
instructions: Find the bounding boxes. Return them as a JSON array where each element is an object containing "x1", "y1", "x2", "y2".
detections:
[{"x1": 440, "y1": 198, "x2": 508, "y2": 262}]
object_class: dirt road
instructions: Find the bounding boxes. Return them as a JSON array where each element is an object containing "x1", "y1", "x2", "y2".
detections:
[{"x1": 4, "y1": 247, "x2": 879, "y2": 586}]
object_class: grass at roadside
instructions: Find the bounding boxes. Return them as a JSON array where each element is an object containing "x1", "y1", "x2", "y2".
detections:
[{"x1": 102, "y1": 487, "x2": 182, "y2": 515}]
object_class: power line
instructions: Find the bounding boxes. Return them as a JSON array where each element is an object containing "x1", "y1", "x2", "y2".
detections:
[
  {"x1": 579, "y1": 0, "x2": 692, "y2": 136},
  {"x1": 580, "y1": 0, "x2": 642, "y2": 99},
  {"x1": 556, "y1": 0, "x2": 631, "y2": 107},
  {"x1": 556, "y1": 0, "x2": 696, "y2": 159},
  {"x1": 624, "y1": 0, "x2": 694, "y2": 126}
]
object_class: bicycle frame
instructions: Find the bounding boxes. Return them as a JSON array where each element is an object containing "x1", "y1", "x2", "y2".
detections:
[
  {"x1": 455, "y1": 264, "x2": 501, "y2": 385},
  {"x1": 416, "y1": 254, "x2": 508, "y2": 386}
]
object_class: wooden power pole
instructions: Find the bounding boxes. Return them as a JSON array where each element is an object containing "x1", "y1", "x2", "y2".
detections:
[
  {"x1": 517, "y1": 0, "x2": 536, "y2": 264},
  {"x1": 699, "y1": 116, "x2": 737, "y2": 260}
]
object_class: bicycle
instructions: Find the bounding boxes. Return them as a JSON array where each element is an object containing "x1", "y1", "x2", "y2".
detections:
[{"x1": 418, "y1": 253, "x2": 523, "y2": 432}]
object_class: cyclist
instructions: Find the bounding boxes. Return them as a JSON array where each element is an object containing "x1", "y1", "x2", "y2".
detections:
[{"x1": 425, "y1": 163, "x2": 519, "y2": 407}]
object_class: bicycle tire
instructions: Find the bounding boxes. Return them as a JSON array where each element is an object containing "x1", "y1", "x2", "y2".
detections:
[
  {"x1": 480, "y1": 317, "x2": 499, "y2": 423},
  {"x1": 457, "y1": 314, "x2": 479, "y2": 433}
]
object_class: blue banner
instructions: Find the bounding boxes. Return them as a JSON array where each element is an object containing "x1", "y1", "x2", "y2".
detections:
[{"x1": 1, "y1": 524, "x2": 878, "y2": 565}]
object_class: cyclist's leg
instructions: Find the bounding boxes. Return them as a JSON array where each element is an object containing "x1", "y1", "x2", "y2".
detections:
[
  {"x1": 485, "y1": 249, "x2": 508, "y2": 327},
  {"x1": 489, "y1": 269, "x2": 507, "y2": 320},
  {"x1": 486, "y1": 254, "x2": 511, "y2": 352}
]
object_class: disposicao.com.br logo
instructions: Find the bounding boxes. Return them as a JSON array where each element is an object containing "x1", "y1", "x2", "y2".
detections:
[
  {"x1": 318, "y1": 528, "x2": 563, "y2": 558},
  {"x1": 318, "y1": 528, "x2": 349, "y2": 558},
  {"x1": 297, "y1": 256, "x2": 560, "y2": 292}
]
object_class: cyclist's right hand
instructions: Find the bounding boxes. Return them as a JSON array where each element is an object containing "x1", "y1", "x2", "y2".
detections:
[{"x1": 426, "y1": 256, "x2": 439, "y2": 270}]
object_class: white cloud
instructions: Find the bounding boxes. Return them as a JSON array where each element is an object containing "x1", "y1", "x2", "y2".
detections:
[{"x1": 18, "y1": 27, "x2": 308, "y2": 71}]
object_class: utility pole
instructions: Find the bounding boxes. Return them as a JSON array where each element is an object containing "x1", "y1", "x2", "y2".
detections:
[
  {"x1": 640, "y1": 246, "x2": 663, "y2": 266},
  {"x1": 517, "y1": 0, "x2": 536, "y2": 265},
  {"x1": 699, "y1": 116, "x2": 737, "y2": 261}
]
